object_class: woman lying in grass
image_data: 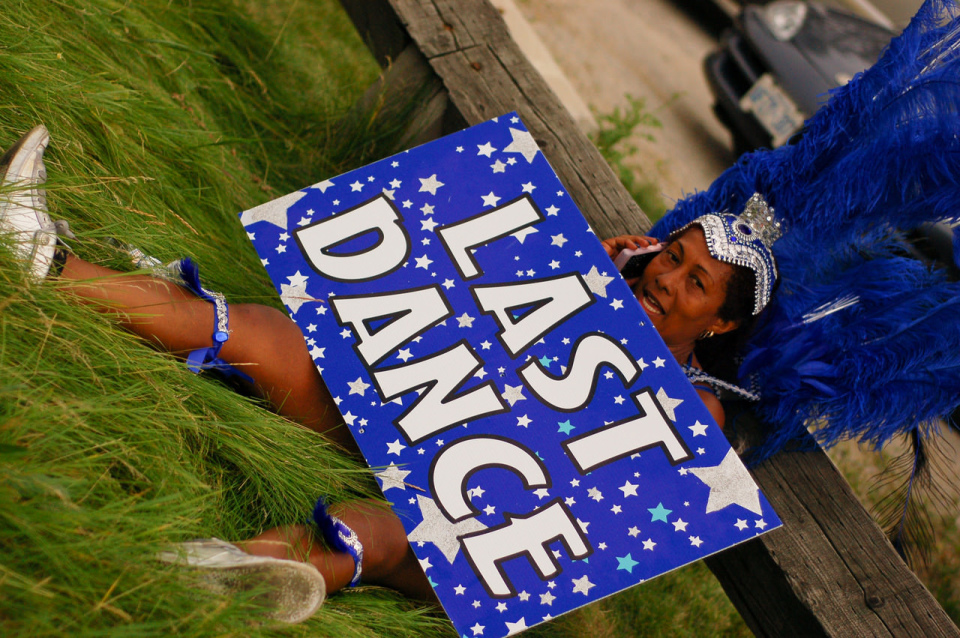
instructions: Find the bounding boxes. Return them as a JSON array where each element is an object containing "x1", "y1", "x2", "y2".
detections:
[
  {"x1": 8, "y1": 0, "x2": 960, "y2": 626},
  {"x1": 1, "y1": 124, "x2": 763, "y2": 622}
]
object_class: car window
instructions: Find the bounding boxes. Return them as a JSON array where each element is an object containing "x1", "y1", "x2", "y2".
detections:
[{"x1": 796, "y1": 5, "x2": 892, "y2": 61}]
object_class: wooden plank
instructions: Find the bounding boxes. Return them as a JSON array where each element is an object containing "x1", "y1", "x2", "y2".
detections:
[
  {"x1": 340, "y1": 0, "x2": 651, "y2": 240},
  {"x1": 428, "y1": 46, "x2": 646, "y2": 240},
  {"x1": 340, "y1": 1, "x2": 959, "y2": 635},
  {"x1": 707, "y1": 422, "x2": 960, "y2": 637},
  {"x1": 351, "y1": 44, "x2": 450, "y2": 148}
]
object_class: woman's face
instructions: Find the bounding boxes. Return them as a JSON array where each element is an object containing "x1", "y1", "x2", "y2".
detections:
[{"x1": 632, "y1": 226, "x2": 739, "y2": 350}]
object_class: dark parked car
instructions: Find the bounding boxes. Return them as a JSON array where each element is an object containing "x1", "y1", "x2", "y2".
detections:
[{"x1": 704, "y1": 0, "x2": 893, "y2": 154}]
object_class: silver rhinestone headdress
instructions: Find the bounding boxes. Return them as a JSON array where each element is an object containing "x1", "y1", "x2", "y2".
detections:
[{"x1": 672, "y1": 193, "x2": 782, "y2": 315}]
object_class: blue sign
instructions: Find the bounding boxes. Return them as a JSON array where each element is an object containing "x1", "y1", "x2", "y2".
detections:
[{"x1": 242, "y1": 114, "x2": 780, "y2": 637}]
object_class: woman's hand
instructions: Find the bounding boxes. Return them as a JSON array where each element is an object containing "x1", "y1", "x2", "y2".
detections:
[{"x1": 601, "y1": 235, "x2": 659, "y2": 258}]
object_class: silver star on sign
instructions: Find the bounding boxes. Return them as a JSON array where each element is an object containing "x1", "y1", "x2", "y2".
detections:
[
  {"x1": 582, "y1": 265, "x2": 615, "y2": 298},
  {"x1": 407, "y1": 495, "x2": 487, "y2": 563},
  {"x1": 656, "y1": 387, "x2": 683, "y2": 421},
  {"x1": 503, "y1": 128, "x2": 541, "y2": 163},
  {"x1": 309, "y1": 179, "x2": 334, "y2": 193},
  {"x1": 511, "y1": 226, "x2": 538, "y2": 243},
  {"x1": 419, "y1": 174, "x2": 445, "y2": 195},
  {"x1": 376, "y1": 463, "x2": 412, "y2": 492},
  {"x1": 505, "y1": 617, "x2": 529, "y2": 635},
  {"x1": 688, "y1": 448, "x2": 764, "y2": 515},
  {"x1": 571, "y1": 574, "x2": 595, "y2": 596},
  {"x1": 280, "y1": 271, "x2": 311, "y2": 314},
  {"x1": 501, "y1": 384, "x2": 526, "y2": 407},
  {"x1": 240, "y1": 190, "x2": 307, "y2": 230}
]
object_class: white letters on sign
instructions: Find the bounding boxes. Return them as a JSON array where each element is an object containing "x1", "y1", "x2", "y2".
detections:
[
  {"x1": 517, "y1": 333, "x2": 640, "y2": 411},
  {"x1": 331, "y1": 286, "x2": 452, "y2": 367},
  {"x1": 295, "y1": 194, "x2": 409, "y2": 281},
  {"x1": 562, "y1": 387, "x2": 693, "y2": 473},
  {"x1": 293, "y1": 194, "x2": 695, "y2": 602},
  {"x1": 460, "y1": 500, "x2": 591, "y2": 598},
  {"x1": 373, "y1": 342, "x2": 508, "y2": 444},
  {"x1": 473, "y1": 274, "x2": 594, "y2": 357},
  {"x1": 430, "y1": 436, "x2": 549, "y2": 522},
  {"x1": 438, "y1": 196, "x2": 544, "y2": 279}
]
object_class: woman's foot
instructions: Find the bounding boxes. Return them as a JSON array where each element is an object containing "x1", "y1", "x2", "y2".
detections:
[
  {"x1": 243, "y1": 501, "x2": 437, "y2": 603},
  {"x1": 158, "y1": 537, "x2": 326, "y2": 623},
  {"x1": 0, "y1": 125, "x2": 57, "y2": 281}
]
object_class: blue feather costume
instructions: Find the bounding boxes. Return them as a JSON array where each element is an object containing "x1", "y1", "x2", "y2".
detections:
[{"x1": 650, "y1": 0, "x2": 960, "y2": 461}]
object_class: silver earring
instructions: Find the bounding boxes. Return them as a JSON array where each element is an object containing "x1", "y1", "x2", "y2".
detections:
[{"x1": 698, "y1": 330, "x2": 715, "y2": 340}]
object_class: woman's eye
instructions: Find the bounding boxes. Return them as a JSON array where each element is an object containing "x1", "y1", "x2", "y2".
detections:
[
  {"x1": 692, "y1": 276, "x2": 704, "y2": 291},
  {"x1": 667, "y1": 251, "x2": 679, "y2": 262}
]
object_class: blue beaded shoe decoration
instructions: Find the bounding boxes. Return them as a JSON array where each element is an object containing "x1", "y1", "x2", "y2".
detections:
[
  {"x1": 111, "y1": 241, "x2": 254, "y2": 384},
  {"x1": 312, "y1": 498, "x2": 363, "y2": 587},
  {"x1": 172, "y1": 258, "x2": 254, "y2": 384}
]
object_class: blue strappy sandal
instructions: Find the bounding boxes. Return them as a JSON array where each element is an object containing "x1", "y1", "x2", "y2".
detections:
[
  {"x1": 112, "y1": 243, "x2": 255, "y2": 385},
  {"x1": 172, "y1": 258, "x2": 254, "y2": 385},
  {"x1": 312, "y1": 498, "x2": 364, "y2": 588}
]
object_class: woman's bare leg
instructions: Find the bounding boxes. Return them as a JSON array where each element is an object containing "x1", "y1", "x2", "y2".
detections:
[
  {"x1": 58, "y1": 256, "x2": 431, "y2": 602},
  {"x1": 238, "y1": 500, "x2": 435, "y2": 602},
  {"x1": 59, "y1": 254, "x2": 358, "y2": 452}
]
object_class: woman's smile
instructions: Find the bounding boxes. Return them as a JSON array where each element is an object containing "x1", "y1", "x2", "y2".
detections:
[{"x1": 640, "y1": 288, "x2": 664, "y2": 315}]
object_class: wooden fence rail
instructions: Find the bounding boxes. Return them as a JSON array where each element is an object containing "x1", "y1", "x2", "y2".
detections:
[{"x1": 339, "y1": 2, "x2": 959, "y2": 635}]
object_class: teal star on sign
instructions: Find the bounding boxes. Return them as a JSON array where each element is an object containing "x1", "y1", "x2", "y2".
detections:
[
  {"x1": 557, "y1": 420, "x2": 575, "y2": 435},
  {"x1": 428, "y1": 576, "x2": 438, "y2": 588},
  {"x1": 539, "y1": 355, "x2": 552, "y2": 367},
  {"x1": 616, "y1": 553, "x2": 639, "y2": 573},
  {"x1": 648, "y1": 502, "x2": 672, "y2": 523}
]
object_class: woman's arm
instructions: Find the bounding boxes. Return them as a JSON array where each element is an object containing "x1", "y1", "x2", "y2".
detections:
[{"x1": 697, "y1": 390, "x2": 725, "y2": 430}]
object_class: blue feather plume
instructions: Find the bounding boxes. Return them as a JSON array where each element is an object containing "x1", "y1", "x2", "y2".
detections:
[{"x1": 651, "y1": 0, "x2": 960, "y2": 460}]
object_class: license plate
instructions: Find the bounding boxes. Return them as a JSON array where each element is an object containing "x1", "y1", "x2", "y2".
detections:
[{"x1": 739, "y1": 73, "x2": 805, "y2": 147}]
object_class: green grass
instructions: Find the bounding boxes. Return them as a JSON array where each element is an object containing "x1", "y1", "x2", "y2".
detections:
[
  {"x1": 524, "y1": 560, "x2": 749, "y2": 638},
  {"x1": 0, "y1": 1, "x2": 450, "y2": 635},
  {"x1": 591, "y1": 96, "x2": 668, "y2": 223}
]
